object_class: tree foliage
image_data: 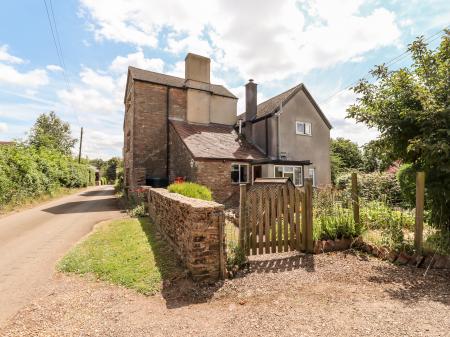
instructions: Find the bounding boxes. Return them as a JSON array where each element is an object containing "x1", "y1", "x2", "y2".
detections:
[
  {"x1": 330, "y1": 137, "x2": 362, "y2": 184},
  {"x1": 28, "y1": 111, "x2": 77, "y2": 155},
  {"x1": 347, "y1": 31, "x2": 450, "y2": 227}
]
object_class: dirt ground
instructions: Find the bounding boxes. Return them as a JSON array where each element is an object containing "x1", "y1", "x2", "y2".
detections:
[{"x1": 1, "y1": 251, "x2": 449, "y2": 337}]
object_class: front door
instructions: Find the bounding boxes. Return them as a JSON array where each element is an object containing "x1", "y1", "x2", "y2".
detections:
[{"x1": 253, "y1": 165, "x2": 262, "y2": 183}]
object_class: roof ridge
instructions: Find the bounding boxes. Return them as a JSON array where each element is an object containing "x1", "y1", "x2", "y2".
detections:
[{"x1": 256, "y1": 83, "x2": 303, "y2": 108}]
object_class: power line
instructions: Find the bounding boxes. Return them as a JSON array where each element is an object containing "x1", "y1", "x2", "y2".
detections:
[
  {"x1": 42, "y1": 0, "x2": 81, "y2": 127},
  {"x1": 319, "y1": 26, "x2": 448, "y2": 105}
]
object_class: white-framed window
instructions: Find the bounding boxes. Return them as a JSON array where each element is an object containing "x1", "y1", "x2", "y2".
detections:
[
  {"x1": 231, "y1": 163, "x2": 249, "y2": 184},
  {"x1": 274, "y1": 165, "x2": 303, "y2": 186},
  {"x1": 296, "y1": 121, "x2": 312, "y2": 136},
  {"x1": 308, "y1": 168, "x2": 316, "y2": 187}
]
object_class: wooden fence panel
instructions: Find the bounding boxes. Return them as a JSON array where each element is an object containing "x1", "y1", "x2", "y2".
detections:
[
  {"x1": 295, "y1": 188, "x2": 301, "y2": 251},
  {"x1": 264, "y1": 190, "x2": 271, "y2": 254},
  {"x1": 251, "y1": 192, "x2": 257, "y2": 255},
  {"x1": 270, "y1": 188, "x2": 277, "y2": 253},
  {"x1": 257, "y1": 189, "x2": 264, "y2": 254},
  {"x1": 288, "y1": 185, "x2": 295, "y2": 250},
  {"x1": 282, "y1": 186, "x2": 289, "y2": 252},
  {"x1": 277, "y1": 186, "x2": 283, "y2": 252}
]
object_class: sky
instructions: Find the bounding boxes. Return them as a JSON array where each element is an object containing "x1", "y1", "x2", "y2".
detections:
[{"x1": 0, "y1": 0, "x2": 448, "y2": 159}]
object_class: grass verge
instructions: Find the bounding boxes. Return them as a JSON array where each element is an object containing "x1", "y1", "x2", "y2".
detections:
[{"x1": 57, "y1": 217, "x2": 183, "y2": 295}]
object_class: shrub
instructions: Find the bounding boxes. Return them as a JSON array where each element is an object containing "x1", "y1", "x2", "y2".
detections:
[
  {"x1": 360, "y1": 200, "x2": 415, "y2": 231},
  {"x1": 167, "y1": 182, "x2": 212, "y2": 201},
  {"x1": 336, "y1": 171, "x2": 402, "y2": 205},
  {"x1": 397, "y1": 163, "x2": 416, "y2": 208},
  {"x1": 0, "y1": 144, "x2": 95, "y2": 210}
]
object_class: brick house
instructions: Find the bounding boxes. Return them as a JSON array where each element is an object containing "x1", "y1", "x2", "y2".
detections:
[{"x1": 123, "y1": 53, "x2": 332, "y2": 205}]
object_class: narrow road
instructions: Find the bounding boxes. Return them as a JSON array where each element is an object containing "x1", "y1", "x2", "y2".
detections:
[{"x1": 0, "y1": 186, "x2": 123, "y2": 326}]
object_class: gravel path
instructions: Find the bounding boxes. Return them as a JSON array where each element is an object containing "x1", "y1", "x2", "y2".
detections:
[{"x1": 1, "y1": 251, "x2": 449, "y2": 337}]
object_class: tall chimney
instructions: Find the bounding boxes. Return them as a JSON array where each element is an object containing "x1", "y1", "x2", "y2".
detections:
[
  {"x1": 245, "y1": 79, "x2": 257, "y2": 121},
  {"x1": 185, "y1": 53, "x2": 210, "y2": 83}
]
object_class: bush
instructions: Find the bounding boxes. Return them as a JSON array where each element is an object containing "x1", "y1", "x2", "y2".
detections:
[
  {"x1": 167, "y1": 182, "x2": 212, "y2": 201},
  {"x1": 360, "y1": 200, "x2": 415, "y2": 231},
  {"x1": 0, "y1": 144, "x2": 95, "y2": 210},
  {"x1": 397, "y1": 163, "x2": 416, "y2": 208},
  {"x1": 336, "y1": 171, "x2": 402, "y2": 205}
]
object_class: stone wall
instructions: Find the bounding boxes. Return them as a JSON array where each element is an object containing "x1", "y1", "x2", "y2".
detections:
[{"x1": 146, "y1": 187, "x2": 226, "y2": 280}]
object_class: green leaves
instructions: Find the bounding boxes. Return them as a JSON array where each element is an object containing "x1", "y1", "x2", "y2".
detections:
[{"x1": 347, "y1": 31, "x2": 450, "y2": 228}]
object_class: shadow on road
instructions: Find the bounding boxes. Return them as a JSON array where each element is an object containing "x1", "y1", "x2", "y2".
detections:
[
  {"x1": 42, "y1": 199, "x2": 118, "y2": 214},
  {"x1": 80, "y1": 189, "x2": 114, "y2": 197}
]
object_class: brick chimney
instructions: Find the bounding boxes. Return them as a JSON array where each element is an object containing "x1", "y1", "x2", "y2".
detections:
[
  {"x1": 245, "y1": 79, "x2": 257, "y2": 122},
  {"x1": 185, "y1": 53, "x2": 210, "y2": 83},
  {"x1": 244, "y1": 79, "x2": 257, "y2": 143}
]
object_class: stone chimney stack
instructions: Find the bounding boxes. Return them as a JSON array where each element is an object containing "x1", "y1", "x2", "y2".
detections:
[
  {"x1": 185, "y1": 53, "x2": 210, "y2": 83},
  {"x1": 245, "y1": 79, "x2": 257, "y2": 122}
]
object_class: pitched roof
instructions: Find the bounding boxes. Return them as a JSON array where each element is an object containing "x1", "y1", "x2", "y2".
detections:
[
  {"x1": 127, "y1": 66, "x2": 237, "y2": 99},
  {"x1": 238, "y1": 84, "x2": 332, "y2": 129},
  {"x1": 170, "y1": 120, "x2": 266, "y2": 161}
]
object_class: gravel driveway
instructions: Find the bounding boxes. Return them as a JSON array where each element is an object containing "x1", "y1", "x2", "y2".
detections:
[{"x1": 1, "y1": 251, "x2": 449, "y2": 337}]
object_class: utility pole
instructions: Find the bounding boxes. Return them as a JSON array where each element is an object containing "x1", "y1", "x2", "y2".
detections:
[{"x1": 78, "y1": 127, "x2": 83, "y2": 163}]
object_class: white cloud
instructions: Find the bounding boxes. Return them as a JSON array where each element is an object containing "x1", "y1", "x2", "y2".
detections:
[
  {"x1": 80, "y1": 0, "x2": 401, "y2": 83},
  {"x1": 0, "y1": 64, "x2": 49, "y2": 88},
  {"x1": 321, "y1": 89, "x2": 379, "y2": 145},
  {"x1": 46, "y1": 64, "x2": 64, "y2": 72},
  {"x1": 0, "y1": 46, "x2": 48, "y2": 88},
  {"x1": 0, "y1": 45, "x2": 24, "y2": 64},
  {"x1": 0, "y1": 122, "x2": 8, "y2": 133},
  {"x1": 109, "y1": 50, "x2": 164, "y2": 74}
]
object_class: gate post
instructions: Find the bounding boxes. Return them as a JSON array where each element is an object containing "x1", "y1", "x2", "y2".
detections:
[
  {"x1": 304, "y1": 178, "x2": 314, "y2": 253},
  {"x1": 351, "y1": 172, "x2": 360, "y2": 226},
  {"x1": 414, "y1": 172, "x2": 425, "y2": 253},
  {"x1": 239, "y1": 184, "x2": 247, "y2": 251}
]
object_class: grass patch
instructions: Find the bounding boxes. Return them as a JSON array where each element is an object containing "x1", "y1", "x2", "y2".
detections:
[
  {"x1": 57, "y1": 217, "x2": 182, "y2": 295},
  {"x1": 168, "y1": 182, "x2": 212, "y2": 201}
]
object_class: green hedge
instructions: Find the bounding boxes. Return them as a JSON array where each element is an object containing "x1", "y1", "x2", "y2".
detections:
[
  {"x1": 167, "y1": 182, "x2": 212, "y2": 201},
  {"x1": 336, "y1": 171, "x2": 402, "y2": 206},
  {"x1": 0, "y1": 144, "x2": 95, "y2": 208}
]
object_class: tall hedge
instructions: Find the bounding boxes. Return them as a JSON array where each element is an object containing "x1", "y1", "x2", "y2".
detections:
[{"x1": 0, "y1": 144, "x2": 95, "y2": 208}]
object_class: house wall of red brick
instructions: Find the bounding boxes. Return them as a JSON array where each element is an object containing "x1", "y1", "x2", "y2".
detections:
[{"x1": 124, "y1": 80, "x2": 187, "y2": 188}]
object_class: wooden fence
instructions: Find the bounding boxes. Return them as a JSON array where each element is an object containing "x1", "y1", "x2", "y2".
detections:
[{"x1": 239, "y1": 178, "x2": 314, "y2": 255}]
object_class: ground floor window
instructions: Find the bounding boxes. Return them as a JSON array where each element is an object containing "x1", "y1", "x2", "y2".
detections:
[
  {"x1": 309, "y1": 167, "x2": 316, "y2": 187},
  {"x1": 274, "y1": 165, "x2": 303, "y2": 186},
  {"x1": 231, "y1": 163, "x2": 249, "y2": 183}
]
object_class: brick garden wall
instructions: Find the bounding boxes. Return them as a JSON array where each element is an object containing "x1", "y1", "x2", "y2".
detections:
[
  {"x1": 196, "y1": 160, "x2": 241, "y2": 206},
  {"x1": 146, "y1": 187, "x2": 226, "y2": 281}
]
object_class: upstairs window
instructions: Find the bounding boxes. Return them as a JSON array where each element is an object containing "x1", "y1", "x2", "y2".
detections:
[
  {"x1": 231, "y1": 163, "x2": 249, "y2": 183},
  {"x1": 296, "y1": 121, "x2": 312, "y2": 136}
]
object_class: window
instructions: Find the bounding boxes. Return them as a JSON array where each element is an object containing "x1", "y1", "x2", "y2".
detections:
[
  {"x1": 274, "y1": 165, "x2": 303, "y2": 186},
  {"x1": 231, "y1": 163, "x2": 249, "y2": 183},
  {"x1": 308, "y1": 168, "x2": 316, "y2": 187},
  {"x1": 296, "y1": 121, "x2": 312, "y2": 136}
]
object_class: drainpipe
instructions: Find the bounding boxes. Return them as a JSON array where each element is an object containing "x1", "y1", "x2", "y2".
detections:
[{"x1": 166, "y1": 87, "x2": 170, "y2": 180}]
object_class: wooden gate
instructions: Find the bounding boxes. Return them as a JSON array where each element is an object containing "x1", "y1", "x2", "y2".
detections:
[{"x1": 239, "y1": 178, "x2": 314, "y2": 255}]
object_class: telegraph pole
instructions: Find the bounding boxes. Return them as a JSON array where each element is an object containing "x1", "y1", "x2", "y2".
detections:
[{"x1": 78, "y1": 127, "x2": 83, "y2": 163}]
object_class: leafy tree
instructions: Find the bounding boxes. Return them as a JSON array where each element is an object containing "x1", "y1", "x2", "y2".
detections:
[
  {"x1": 331, "y1": 137, "x2": 363, "y2": 170},
  {"x1": 347, "y1": 31, "x2": 450, "y2": 228},
  {"x1": 106, "y1": 157, "x2": 122, "y2": 182},
  {"x1": 360, "y1": 140, "x2": 391, "y2": 173},
  {"x1": 28, "y1": 111, "x2": 77, "y2": 155}
]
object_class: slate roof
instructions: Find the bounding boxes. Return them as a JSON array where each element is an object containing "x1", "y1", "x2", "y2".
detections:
[
  {"x1": 238, "y1": 83, "x2": 332, "y2": 129},
  {"x1": 170, "y1": 120, "x2": 266, "y2": 161},
  {"x1": 127, "y1": 66, "x2": 237, "y2": 99}
]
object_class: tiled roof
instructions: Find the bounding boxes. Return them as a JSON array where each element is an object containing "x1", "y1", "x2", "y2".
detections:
[
  {"x1": 170, "y1": 120, "x2": 266, "y2": 161},
  {"x1": 0, "y1": 141, "x2": 14, "y2": 146},
  {"x1": 128, "y1": 67, "x2": 237, "y2": 99},
  {"x1": 255, "y1": 84, "x2": 302, "y2": 118},
  {"x1": 238, "y1": 83, "x2": 332, "y2": 129}
]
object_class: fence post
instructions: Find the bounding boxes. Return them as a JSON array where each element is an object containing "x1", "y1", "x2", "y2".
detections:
[
  {"x1": 351, "y1": 172, "x2": 360, "y2": 226},
  {"x1": 239, "y1": 183, "x2": 247, "y2": 251},
  {"x1": 304, "y1": 178, "x2": 314, "y2": 253},
  {"x1": 415, "y1": 171, "x2": 425, "y2": 253}
]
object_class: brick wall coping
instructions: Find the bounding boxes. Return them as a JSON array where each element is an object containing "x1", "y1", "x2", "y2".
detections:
[{"x1": 141, "y1": 186, "x2": 224, "y2": 210}]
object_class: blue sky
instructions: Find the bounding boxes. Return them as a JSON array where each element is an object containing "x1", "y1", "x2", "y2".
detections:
[{"x1": 0, "y1": 0, "x2": 448, "y2": 159}]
